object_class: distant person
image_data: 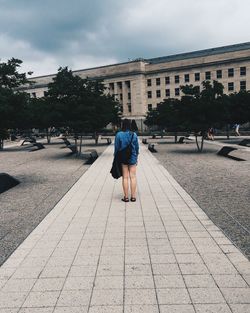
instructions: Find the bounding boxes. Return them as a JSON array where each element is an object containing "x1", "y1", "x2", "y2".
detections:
[
  {"x1": 114, "y1": 119, "x2": 139, "y2": 202},
  {"x1": 207, "y1": 127, "x2": 214, "y2": 140},
  {"x1": 234, "y1": 124, "x2": 240, "y2": 136}
]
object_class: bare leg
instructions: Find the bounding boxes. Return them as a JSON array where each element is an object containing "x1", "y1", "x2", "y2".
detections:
[
  {"x1": 122, "y1": 165, "x2": 129, "y2": 198},
  {"x1": 129, "y1": 165, "x2": 137, "y2": 198}
]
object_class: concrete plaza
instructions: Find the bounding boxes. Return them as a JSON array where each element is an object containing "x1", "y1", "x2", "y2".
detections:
[{"x1": 0, "y1": 144, "x2": 249, "y2": 313}]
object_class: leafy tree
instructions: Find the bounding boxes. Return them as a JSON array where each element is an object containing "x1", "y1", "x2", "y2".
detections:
[
  {"x1": 46, "y1": 67, "x2": 119, "y2": 152},
  {"x1": 0, "y1": 58, "x2": 31, "y2": 149},
  {"x1": 180, "y1": 81, "x2": 225, "y2": 151}
]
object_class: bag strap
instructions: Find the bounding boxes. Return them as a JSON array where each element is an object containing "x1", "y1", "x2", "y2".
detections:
[{"x1": 129, "y1": 132, "x2": 134, "y2": 146}]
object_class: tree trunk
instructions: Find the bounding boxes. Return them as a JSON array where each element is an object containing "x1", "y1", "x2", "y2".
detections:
[
  {"x1": 195, "y1": 134, "x2": 205, "y2": 152},
  {"x1": 74, "y1": 135, "x2": 78, "y2": 155},
  {"x1": 79, "y1": 135, "x2": 83, "y2": 155},
  {"x1": 94, "y1": 132, "x2": 98, "y2": 145},
  {"x1": 174, "y1": 132, "x2": 177, "y2": 143},
  {"x1": 46, "y1": 129, "x2": 51, "y2": 144},
  {"x1": 226, "y1": 124, "x2": 230, "y2": 139}
]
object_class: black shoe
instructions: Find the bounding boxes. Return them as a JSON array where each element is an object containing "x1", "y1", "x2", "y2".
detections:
[
  {"x1": 130, "y1": 197, "x2": 136, "y2": 202},
  {"x1": 122, "y1": 197, "x2": 129, "y2": 202}
]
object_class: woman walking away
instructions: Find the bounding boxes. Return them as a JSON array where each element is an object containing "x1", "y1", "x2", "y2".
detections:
[{"x1": 114, "y1": 119, "x2": 139, "y2": 202}]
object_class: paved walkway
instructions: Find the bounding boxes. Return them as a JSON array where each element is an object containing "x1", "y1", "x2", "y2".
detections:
[{"x1": 0, "y1": 144, "x2": 249, "y2": 313}]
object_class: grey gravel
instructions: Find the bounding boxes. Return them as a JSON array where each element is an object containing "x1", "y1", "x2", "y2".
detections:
[
  {"x1": 0, "y1": 138, "x2": 109, "y2": 265},
  {"x1": 149, "y1": 137, "x2": 250, "y2": 259}
]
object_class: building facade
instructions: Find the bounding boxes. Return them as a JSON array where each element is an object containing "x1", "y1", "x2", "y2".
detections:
[{"x1": 23, "y1": 42, "x2": 250, "y2": 130}]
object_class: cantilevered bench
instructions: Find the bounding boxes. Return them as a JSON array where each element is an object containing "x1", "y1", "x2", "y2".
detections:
[
  {"x1": 148, "y1": 143, "x2": 157, "y2": 152},
  {"x1": 20, "y1": 137, "x2": 36, "y2": 146}
]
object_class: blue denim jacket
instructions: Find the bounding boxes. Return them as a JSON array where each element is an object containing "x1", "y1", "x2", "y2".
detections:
[{"x1": 114, "y1": 131, "x2": 139, "y2": 165}]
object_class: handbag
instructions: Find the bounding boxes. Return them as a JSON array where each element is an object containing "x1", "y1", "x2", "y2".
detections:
[{"x1": 110, "y1": 153, "x2": 122, "y2": 179}]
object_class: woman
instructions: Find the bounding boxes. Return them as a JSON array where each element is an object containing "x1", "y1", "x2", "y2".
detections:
[{"x1": 114, "y1": 119, "x2": 139, "y2": 202}]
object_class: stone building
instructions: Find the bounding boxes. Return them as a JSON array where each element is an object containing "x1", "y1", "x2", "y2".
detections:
[{"x1": 23, "y1": 42, "x2": 250, "y2": 130}]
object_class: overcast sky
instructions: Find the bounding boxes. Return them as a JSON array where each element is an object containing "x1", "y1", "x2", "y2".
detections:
[{"x1": 0, "y1": 0, "x2": 249, "y2": 77}]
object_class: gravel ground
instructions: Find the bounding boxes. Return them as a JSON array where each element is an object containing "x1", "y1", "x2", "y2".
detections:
[
  {"x1": 148, "y1": 136, "x2": 250, "y2": 259},
  {"x1": 0, "y1": 138, "x2": 110, "y2": 265}
]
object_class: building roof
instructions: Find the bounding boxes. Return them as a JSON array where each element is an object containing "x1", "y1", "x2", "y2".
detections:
[
  {"x1": 147, "y1": 42, "x2": 250, "y2": 64},
  {"x1": 29, "y1": 42, "x2": 250, "y2": 80}
]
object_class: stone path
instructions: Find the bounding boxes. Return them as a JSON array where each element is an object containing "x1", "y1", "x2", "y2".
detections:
[{"x1": 0, "y1": 144, "x2": 249, "y2": 313}]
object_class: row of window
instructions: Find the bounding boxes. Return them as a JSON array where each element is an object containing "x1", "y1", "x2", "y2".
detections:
[
  {"x1": 147, "y1": 80, "x2": 247, "y2": 99},
  {"x1": 147, "y1": 67, "x2": 247, "y2": 86},
  {"x1": 109, "y1": 81, "x2": 131, "y2": 90}
]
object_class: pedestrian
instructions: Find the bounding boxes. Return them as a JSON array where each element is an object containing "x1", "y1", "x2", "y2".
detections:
[
  {"x1": 114, "y1": 119, "x2": 139, "y2": 202},
  {"x1": 207, "y1": 127, "x2": 214, "y2": 140},
  {"x1": 234, "y1": 124, "x2": 240, "y2": 136}
]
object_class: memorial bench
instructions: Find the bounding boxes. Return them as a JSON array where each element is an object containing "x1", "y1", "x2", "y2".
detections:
[
  {"x1": 84, "y1": 149, "x2": 98, "y2": 164},
  {"x1": 20, "y1": 137, "x2": 36, "y2": 146},
  {"x1": 58, "y1": 137, "x2": 77, "y2": 154},
  {"x1": 29, "y1": 142, "x2": 45, "y2": 152},
  {"x1": 101, "y1": 137, "x2": 112, "y2": 144},
  {"x1": 238, "y1": 139, "x2": 250, "y2": 147},
  {"x1": 217, "y1": 146, "x2": 245, "y2": 161},
  {"x1": 148, "y1": 143, "x2": 158, "y2": 153}
]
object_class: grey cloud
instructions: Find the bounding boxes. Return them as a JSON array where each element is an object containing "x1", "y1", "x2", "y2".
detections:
[{"x1": 0, "y1": 0, "x2": 249, "y2": 76}]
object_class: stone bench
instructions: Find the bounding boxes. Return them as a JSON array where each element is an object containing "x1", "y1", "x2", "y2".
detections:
[
  {"x1": 101, "y1": 137, "x2": 112, "y2": 144},
  {"x1": 238, "y1": 139, "x2": 250, "y2": 147},
  {"x1": 217, "y1": 146, "x2": 245, "y2": 161},
  {"x1": 20, "y1": 137, "x2": 36, "y2": 146},
  {"x1": 148, "y1": 143, "x2": 158, "y2": 153},
  {"x1": 29, "y1": 142, "x2": 45, "y2": 152}
]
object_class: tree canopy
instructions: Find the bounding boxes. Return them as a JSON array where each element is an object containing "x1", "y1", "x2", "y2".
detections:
[
  {"x1": 0, "y1": 58, "x2": 31, "y2": 149},
  {"x1": 145, "y1": 80, "x2": 250, "y2": 152}
]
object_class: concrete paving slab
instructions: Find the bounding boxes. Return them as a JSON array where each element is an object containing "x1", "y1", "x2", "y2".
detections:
[{"x1": 0, "y1": 144, "x2": 249, "y2": 311}]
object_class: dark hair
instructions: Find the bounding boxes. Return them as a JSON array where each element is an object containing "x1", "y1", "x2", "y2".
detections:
[{"x1": 121, "y1": 119, "x2": 131, "y2": 131}]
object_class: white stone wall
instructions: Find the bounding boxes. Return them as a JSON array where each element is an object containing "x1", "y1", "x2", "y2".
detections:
[{"x1": 23, "y1": 45, "x2": 250, "y2": 125}]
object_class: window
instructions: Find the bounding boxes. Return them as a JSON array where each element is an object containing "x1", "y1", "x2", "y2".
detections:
[
  {"x1": 43, "y1": 91, "x2": 48, "y2": 97},
  {"x1": 120, "y1": 93, "x2": 123, "y2": 101},
  {"x1": 148, "y1": 104, "x2": 152, "y2": 111},
  {"x1": 147, "y1": 79, "x2": 152, "y2": 87},
  {"x1": 195, "y1": 73, "x2": 200, "y2": 81},
  {"x1": 240, "y1": 67, "x2": 246, "y2": 76},
  {"x1": 156, "y1": 78, "x2": 161, "y2": 85},
  {"x1": 120, "y1": 105, "x2": 123, "y2": 113},
  {"x1": 184, "y1": 74, "x2": 189, "y2": 83},
  {"x1": 175, "y1": 88, "x2": 180, "y2": 96},
  {"x1": 205, "y1": 71, "x2": 211, "y2": 80},
  {"x1": 128, "y1": 105, "x2": 131, "y2": 113},
  {"x1": 217, "y1": 70, "x2": 222, "y2": 79},
  {"x1": 165, "y1": 76, "x2": 170, "y2": 84},
  {"x1": 228, "y1": 68, "x2": 234, "y2": 77},
  {"x1": 117, "y1": 82, "x2": 122, "y2": 89},
  {"x1": 147, "y1": 91, "x2": 152, "y2": 98},
  {"x1": 156, "y1": 90, "x2": 161, "y2": 98},
  {"x1": 240, "y1": 80, "x2": 246, "y2": 91},
  {"x1": 175, "y1": 75, "x2": 179, "y2": 83},
  {"x1": 109, "y1": 83, "x2": 114, "y2": 90},
  {"x1": 128, "y1": 92, "x2": 131, "y2": 100},
  {"x1": 228, "y1": 82, "x2": 234, "y2": 91},
  {"x1": 32, "y1": 92, "x2": 36, "y2": 98},
  {"x1": 165, "y1": 89, "x2": 170, "y2": 97},
  {"x1": 125, "y1": 81, "x2": 130, "y2": 88}
]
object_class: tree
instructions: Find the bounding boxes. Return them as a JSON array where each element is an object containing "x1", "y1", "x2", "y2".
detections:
[
  {"x1": 46, "y1": 67, "x2": 119, "y2": 152},
  {"x1": 180, "y1": 81, "x2": 225, "y2": 151},
  {"x1": 0, "y1": 58, "x2": 31, "y2": 149}
]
